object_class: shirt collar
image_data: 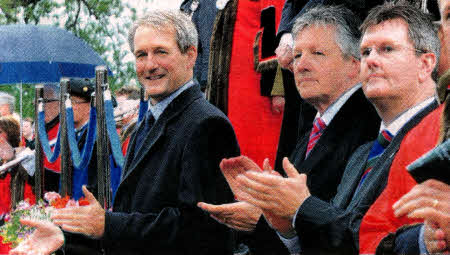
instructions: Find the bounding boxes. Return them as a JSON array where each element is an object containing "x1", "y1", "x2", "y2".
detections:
[
  {"x1": 380, "y1": 97, "x2": 435, "y2": 136},
  {"x1": 316, "y1": 83, "x2": 361, "y2": 125},
  {"x1": 148, "y1": 79, "x2": 195, "y2": 121}
]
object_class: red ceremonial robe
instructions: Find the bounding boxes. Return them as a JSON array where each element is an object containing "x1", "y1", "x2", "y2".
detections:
[
  {"x1": 359, "y1": 104, "x2": 443, "y2": 254},
  {"x1": 228, "y1": 0, "x2": 284, "y2": 166}
]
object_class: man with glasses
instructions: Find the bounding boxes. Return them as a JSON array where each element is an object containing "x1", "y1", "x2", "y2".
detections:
[
  {"x1": 231, "y1": 2, "x2": 440, "y2": 254},
  {"x1": 359, "y1": 0, "x2": 450, "y2": 253},
  {"x1": 41, "y1": 83, "x2": 62, "y2": 193}
]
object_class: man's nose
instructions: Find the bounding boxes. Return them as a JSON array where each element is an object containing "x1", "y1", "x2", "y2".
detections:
[
  {"x1": 293, "y1": 54, "x2": 311, "y2": 74},
  {"x1": 144, "y1": 55, "x2": 158, "y2": 70},
  {"x1": 363, "y1": 49, "x2": 381, "y2": 69}
]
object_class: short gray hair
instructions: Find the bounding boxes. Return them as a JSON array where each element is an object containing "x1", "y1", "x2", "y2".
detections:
[
  {"x1": 0, "y1": 92, "x2": 15, "y2": 113},
  {"x1": 292, "y1": 5, "x2": 362, "y2": 60},
  {"x1": 360, "y1": 1, "x2": 440, "y2": 79},
  {"x1": 128, "y1": 10, "x2": 198, "y2": 54}
]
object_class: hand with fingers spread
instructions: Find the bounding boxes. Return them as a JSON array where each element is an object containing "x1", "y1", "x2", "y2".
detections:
[
  {"x1": 197, "y1": 201, "x2": 262, "y2": 232},
  {"x1": 51, "y1": 186, "x2": 105, "y2": 239},
  {"x1": 236, "y1": 157, "x2": 310, "y2": 221},
  {"x1": 9, "y1": 219, "x2": 64, "y2": 255},
  {"x1": 393, "y1": 179, "x2": 450, "y2": 251},
  {"x1": 220, "y1": 155, "x2": 263, "y2": 199},
  {"x1": 198, "y1": 156, "x2": 267, "y2": 232}
]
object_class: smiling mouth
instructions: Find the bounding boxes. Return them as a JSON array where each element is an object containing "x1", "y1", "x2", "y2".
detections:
[{"x1": 146, "y1": 74, "x2": 165, "y2": 80}]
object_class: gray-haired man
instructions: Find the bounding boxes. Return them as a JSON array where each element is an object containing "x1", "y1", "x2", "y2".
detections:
[{"x1": 11, "y1": 10, "x2": 240, "y2": 255}]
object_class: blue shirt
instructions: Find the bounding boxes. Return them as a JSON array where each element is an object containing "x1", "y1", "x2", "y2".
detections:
[{"x1": 148, "y1": 79, "x2": 195, "y2": 121}]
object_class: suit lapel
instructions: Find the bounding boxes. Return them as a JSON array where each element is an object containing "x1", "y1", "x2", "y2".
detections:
[
  {"x1": 350, "y1": 100, "x2": 439, "y2": 206},
  {"x1": 120, "y1": 84, "x2": 203, "y2": 184},
  {"x1": 297, "y1": 89, "x2": 367, "y2": 174}
]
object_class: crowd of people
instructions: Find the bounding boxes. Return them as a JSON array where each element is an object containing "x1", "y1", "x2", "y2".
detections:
[{"x1": 0, "y1": 0, "x2": 448, "y2": 255}]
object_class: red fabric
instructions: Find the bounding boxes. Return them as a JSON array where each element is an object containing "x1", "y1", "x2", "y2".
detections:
[
  {"x1": 122, "y1": 136, "x2": 131, "y2": 156},
  {"x1": 0, "y1": 236, "x2": 11, "y2": 254},
  {"x1": 0, "y1": 170, "x2": 35, "y2": 254},
  {"x1": 43, "y1": 122, "x2": 61, "y2": 173},
  {"x1": 359, "y1": 104, "x2": 444, "y2": 254},
  {"x1": 228, "y1": 0, "x2": 284, "y2": 167},
  {"x1": 0, "y1": 174, "x2": 12, "y2": 215}
]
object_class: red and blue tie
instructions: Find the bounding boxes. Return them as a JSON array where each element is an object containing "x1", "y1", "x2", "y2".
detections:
[
  {"x1": 305, "y1": 117, "x2": 327, "y2": 158},
  {"x1": 356, "y1": 129, "x2": 393, "y2": 191}
]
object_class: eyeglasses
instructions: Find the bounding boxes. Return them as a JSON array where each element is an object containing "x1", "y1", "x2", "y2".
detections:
[
  {"x1": 42, "y1": 99, "x2": 59, "y2": 103},
  {"x1": 32, "y1": 99, "x2": 59, "y2": 106},
  {"x1": 360, "y1": 44, "x2": 427, "y2": 59}
]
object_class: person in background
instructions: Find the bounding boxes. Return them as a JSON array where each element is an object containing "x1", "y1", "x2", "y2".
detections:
[
  {"x1": 41, "y1": 83, "x2": 62, "y2": 194},
  {"x1": 0, "y1": 116, "x2": 35, "y2": 254},
  {"x1": 114, "y1": 85, "x2": 140, "y2": 154},
  {"x1": 22, "y1": 117, "x2": 34, "y2": 150},
  {"x1": 0, "y1": 92, "x2": 15, "y2": 118}
]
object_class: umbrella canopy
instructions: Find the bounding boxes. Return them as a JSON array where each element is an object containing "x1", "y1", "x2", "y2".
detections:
[{"x1": 0, "y1": 24, "x2": 110, "y2": 85}]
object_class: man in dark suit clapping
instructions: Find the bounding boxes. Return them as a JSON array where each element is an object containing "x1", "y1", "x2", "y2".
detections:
[{"x1": 199, "y1": 5, "x2": 380, "y2": 255}]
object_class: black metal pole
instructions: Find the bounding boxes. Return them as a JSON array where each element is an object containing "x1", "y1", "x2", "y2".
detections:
[
  {"x1": 95, "y1": 66, "x2": 111, "y2": 208},
  {"x1": 34, "y1": 85, "x2": 44, "y2": 199},
  {"x1": 60, "y1": 78, "x2": 72, "y2": 197}
]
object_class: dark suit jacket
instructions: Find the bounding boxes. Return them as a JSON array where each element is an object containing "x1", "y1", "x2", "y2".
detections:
[
  {"x1": 249, "y1": 88, "x2": 380, "y2": 255},
  {"x1": 101, "y1": 84, "x2": 240, "y2": 255},
  {"x1": 294, "y1": 101, "x2": 438, "y2": 255}
]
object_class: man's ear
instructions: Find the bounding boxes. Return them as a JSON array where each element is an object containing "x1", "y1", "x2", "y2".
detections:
[
  {"x1": 185, "y1": 46, "x2": 198, "y2": 69},
  {"x1": 347, "y1": 56, "x2": 361, "y2": 80},
  {"x1": 418, "y1": 52, "x2": 437, "y2": 82}
]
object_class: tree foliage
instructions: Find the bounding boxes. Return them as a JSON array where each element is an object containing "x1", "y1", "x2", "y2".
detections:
[{"x1": 0, "y1": 0, "x2": 144, "y2": 117}]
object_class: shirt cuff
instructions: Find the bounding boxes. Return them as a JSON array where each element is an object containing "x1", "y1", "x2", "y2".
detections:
[
  {"x1": 277, "y1": 231, "x2": 301, "y2": 254},
  {"x1": 419, "y1": 224, "x2": 429, "y2": 255}
]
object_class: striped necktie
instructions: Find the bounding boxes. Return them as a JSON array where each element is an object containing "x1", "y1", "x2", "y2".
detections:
[
  {"x1": 356, "y1": 130, "x2": 393, "y2": 189},
  {"x1": 305, "y1": 117, "x2": 327, "y2": 157}
]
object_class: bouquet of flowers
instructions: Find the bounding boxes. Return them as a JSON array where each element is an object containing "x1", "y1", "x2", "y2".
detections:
[{"x1": 0, "y1": 192, "x2": 89, "y2": 248}]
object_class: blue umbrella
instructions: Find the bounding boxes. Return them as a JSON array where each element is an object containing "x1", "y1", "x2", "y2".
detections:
[{"x1": 0, "y1": 24, "x2": 111, "y2": 84}]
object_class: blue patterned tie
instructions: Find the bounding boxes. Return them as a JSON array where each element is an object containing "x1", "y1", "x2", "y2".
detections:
[
  {"x1": 356, "y1": 130, "x2": 393, "y2": 190},
  {"x1": 133, "y1": 110, "x2": 154, "y2": 154}
]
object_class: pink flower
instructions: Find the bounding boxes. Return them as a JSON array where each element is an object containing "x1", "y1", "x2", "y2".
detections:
[
  {"x1": 16, "y1": 201, "x2": 31, "y2": 211},
  {"x1": 44, "y1": 192, "x2": 61, "y2": 204},
  {"x1": 66, "y1": 199, "x2": 78, "y2": 208}
]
